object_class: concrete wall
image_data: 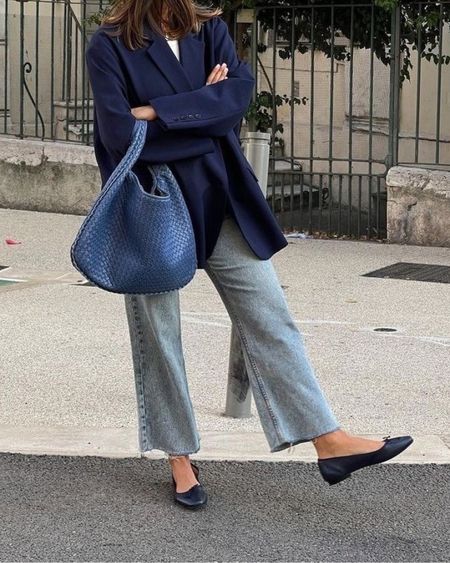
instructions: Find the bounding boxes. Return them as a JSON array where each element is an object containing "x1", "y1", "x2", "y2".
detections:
[
  {"x1": 0, "y1": 136, "x2": 99, "y2": 215},
  {"x1": 1, "y1": 0, "x2": 97, "y2": 139},
  {"x1": 399, "y1": 33, "x2": 450, "y2": 165},
  {"x1": 3, "y1": 137, "x2": 449, "y2": 251},
  {"x1": 387, "y1": 166, "x2": 450, "y2": 247},
  {"x1": 259, "y1": 30, "x2": 450, "y2": 172},
  {"x1": 6, "y1": 1, "x2": 66, "y2": 137},
  {"x1": 257, "y1": 27, "x2": 450, "y2": 210}
]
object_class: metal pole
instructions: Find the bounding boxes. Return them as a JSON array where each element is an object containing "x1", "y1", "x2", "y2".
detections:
[
  {"x1": 387, "y1": 4, "x2": 401, "y2": 169},
  {"x1": 224, "y1": 324, "x2": 252, "y2": 418},
  {"x1": 223, "y1": 9, "x2": 260, "y2": 418}
]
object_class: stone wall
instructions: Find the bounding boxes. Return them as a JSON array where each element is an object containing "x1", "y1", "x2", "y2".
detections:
[
  {"x1": 387, "y1": 166, "x2": 450, "y2": 247},
  {"x1": 2, "y1": 138, "x2": 450, "y2": 250},
  {"x1": 0, "y1": 136, "x2": 100, "y2": 215}
]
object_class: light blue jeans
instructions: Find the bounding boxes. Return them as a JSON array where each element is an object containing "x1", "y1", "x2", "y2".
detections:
[{"x1": 124, "y1": 214, "x2": 340, "y2": 455}]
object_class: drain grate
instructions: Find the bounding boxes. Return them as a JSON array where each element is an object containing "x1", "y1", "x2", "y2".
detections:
[{"x1": 363, "y1": 262, "x2": 450, "y2": 284}]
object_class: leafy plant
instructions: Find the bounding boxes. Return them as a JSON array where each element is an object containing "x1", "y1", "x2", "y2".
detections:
[
  {"x1": 216, "y1": 1, "x2": 450, "y2": 135},
  {"x1": 246, "y1": 90, "x2": 307, "y2": 148}
]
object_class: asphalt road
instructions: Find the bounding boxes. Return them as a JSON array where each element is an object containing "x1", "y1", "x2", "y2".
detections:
[{"x1": 0, "y1": 453, "x2": 449, "y2": 562}]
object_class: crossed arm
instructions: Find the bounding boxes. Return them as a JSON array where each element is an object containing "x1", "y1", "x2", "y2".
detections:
[
  {"x1": 85, "y1": 17, "x2": 255, "y2": 163},
  {"x1": 131, "y1": 62, "x2": 230, "y2": 121}
]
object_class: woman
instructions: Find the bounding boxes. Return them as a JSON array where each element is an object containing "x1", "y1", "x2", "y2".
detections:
[{"x1": 85, "y1": 0, "x2": 413, "y2": 509}]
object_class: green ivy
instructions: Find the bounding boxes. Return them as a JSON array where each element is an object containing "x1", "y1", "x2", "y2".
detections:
[
  {"x1": 214, "y1": 1, "x2": 450, "y2": 133},
  {"x1": 219, "y1": 0, "x2": 399, "y2": 12}
]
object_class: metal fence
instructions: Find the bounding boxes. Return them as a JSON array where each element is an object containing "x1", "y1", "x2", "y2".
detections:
[
  {"x1": 247, "y1": 1, "x2": 450, "y2": 239},
  {"x1": 1, "y1": 0, "x2": 449, "y2": 239},
  {"x1": 1, "y1": 0, "x2": 97, "y2": 143}
]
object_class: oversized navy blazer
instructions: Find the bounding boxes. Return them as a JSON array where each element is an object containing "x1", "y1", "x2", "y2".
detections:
[{"x1": 85, "y1": 16, "x2": 288, "y2": 268}]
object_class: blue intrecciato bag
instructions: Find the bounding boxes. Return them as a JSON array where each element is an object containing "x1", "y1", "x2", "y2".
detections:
[{"x1": 70, "y1": 119, "x2": 197, "y2": 294}]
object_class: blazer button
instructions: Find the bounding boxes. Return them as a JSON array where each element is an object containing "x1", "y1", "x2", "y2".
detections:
[
  {"x1": 194, "y1": 113, "x2": 201, "y2": 118},
  {"x1": 187, "y1": 114, "x2": 194, "y2": 119}
]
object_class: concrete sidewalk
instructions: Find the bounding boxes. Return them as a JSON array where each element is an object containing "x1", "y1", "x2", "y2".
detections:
[{"x1": 0, "y1": 208, "x2": 449, "y2": 462}]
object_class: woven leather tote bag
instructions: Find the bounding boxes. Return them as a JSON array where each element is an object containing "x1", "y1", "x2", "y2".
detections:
[{"x1": 70, "y1": 119, "x2": 197, "y2": 294}]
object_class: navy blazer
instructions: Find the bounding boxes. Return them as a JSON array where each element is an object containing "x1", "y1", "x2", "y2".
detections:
[{"x1": 85, "y1": 16, "x2": 288, "y2": 268}]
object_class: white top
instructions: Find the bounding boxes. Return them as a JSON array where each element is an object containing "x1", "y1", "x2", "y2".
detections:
[{"x1": 166, "y1": 38, "x2": 180, "y2": 61}]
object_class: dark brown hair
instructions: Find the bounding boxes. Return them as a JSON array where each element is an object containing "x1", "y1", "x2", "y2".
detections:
[{"x1": 102, "y1": 0, "x2": 223, "y2": 50}]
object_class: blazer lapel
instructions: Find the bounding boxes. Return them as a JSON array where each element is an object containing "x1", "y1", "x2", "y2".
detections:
[{"x1": 144, "y1": 24, "x2": 206, "y2": 94}]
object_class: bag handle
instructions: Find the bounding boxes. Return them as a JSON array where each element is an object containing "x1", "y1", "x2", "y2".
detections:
[{"x1": 102, "y1": 119, "x2": 148, "y2": 191}]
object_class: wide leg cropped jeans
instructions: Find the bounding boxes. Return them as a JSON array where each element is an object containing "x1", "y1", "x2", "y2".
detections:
[{"x1": 124, "y1": 215, "x2": 340, "y2": 455}]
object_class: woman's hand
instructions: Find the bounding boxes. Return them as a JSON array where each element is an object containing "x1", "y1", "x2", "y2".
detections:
[
  {"x1": 206, "y1": 63, "x2": 228, "y2": 85},
  {"x1": 130, "y1": 105, "x2": 158, "y2": 121}
]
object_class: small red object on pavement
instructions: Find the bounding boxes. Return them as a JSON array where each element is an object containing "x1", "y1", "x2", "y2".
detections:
[{"x1": 5, "y1": 238, "x2": 22, "y2": 245}]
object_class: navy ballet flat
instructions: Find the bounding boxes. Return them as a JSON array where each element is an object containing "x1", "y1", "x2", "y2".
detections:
[
  {"x1": 172, "y1": 461, "x2": 208, "y2": 509},
  {"x1": 318, "y1": 435, "x2": 414, "y2": 485}
]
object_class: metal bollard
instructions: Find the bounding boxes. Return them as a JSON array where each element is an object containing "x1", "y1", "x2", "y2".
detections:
[
  {"x1": 225, "y1": 322, "x2": 252, "y2": 418},
  {"x1": 224, "y1": 132, "x2": 271, "y2": 418}
]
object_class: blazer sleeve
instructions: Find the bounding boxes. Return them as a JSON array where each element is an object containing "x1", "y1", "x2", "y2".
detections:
[
  {"x1": 85, "y1": 32, "x2": 216, "y2": 162},
  {"x1": 148, "y1": 17, "x2": 255, "y2": 138}
]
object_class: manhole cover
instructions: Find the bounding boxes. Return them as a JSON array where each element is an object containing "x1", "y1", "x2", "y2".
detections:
[{"x1": 363, "y1": 262, "x2": 450, "y2": 284}]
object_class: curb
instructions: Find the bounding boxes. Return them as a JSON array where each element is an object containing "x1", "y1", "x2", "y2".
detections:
[{"x1": 0, "y1": 426, "x2": 449, "y2": 464}]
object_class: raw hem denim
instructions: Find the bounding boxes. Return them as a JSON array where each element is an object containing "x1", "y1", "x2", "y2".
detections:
[
  {"x1": 124, "y1": 215, "x2": 340, "y2": 456},
  {"x1": 269, "y1": 424, "x2": 342, "y2": 453}
]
